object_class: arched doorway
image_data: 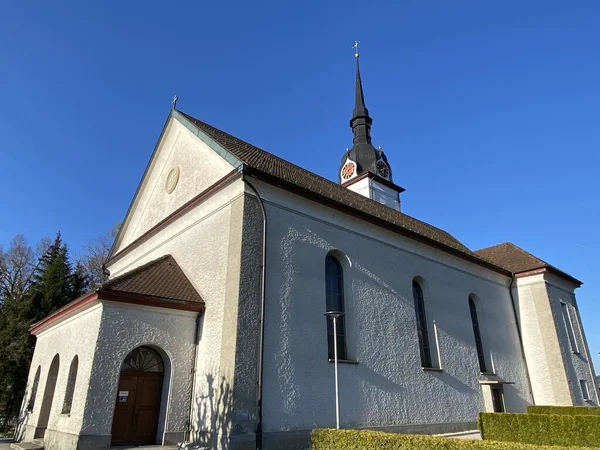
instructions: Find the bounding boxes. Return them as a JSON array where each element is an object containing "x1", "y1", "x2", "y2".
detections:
[
  {"x1": 35, "y1": 354, "x2": 59, "y2": 438},
  {"x1": 111, "y1": 346, "x2": 165, "y2": 445}
]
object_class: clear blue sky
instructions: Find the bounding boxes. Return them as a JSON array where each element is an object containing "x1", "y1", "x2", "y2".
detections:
[{"x1": 1, "y1": 2, "x2": 599, "y2": 371}]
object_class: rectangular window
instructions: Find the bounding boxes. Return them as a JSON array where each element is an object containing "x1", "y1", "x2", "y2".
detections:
[
  {"x1": 561, "y1": 302, "x2": 579, "y2": 353},
  {"x1": 491, "y1": 385, "x2": 505, "y2": 412},
  {"x1": 580, "y1": 379, "x2": 590, "y2": 401}
]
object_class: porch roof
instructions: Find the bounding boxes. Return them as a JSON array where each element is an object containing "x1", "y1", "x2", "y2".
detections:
[{"x1": 30, "y1": 255, "x2": 204, "y2": 335}]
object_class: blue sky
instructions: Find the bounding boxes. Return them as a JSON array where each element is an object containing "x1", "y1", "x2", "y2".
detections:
[{"x1": 1, "y1": 2, "x2": 599, "y2": 370}]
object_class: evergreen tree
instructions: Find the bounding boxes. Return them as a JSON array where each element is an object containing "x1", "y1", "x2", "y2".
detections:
[
  {"x1": 0, "y1": 233, "x2": 87, "y2": 428},
  {"x1": 28, "y1": 233, "x2": 88, "y2": 323}
]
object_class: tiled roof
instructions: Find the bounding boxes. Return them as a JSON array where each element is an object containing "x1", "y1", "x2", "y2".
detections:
[
  {"x1": 178, "y1": 111, "x2": 501, "y2": 268},
  {"x1": 30, "y1": 255, "x2": 204, "y2": 334},
  {"x1": 475, "y1": 242, "x2": 580, "y2": 284},
  {"x1": 101, "y1": 254, "x2": 204, "y2": 304}
]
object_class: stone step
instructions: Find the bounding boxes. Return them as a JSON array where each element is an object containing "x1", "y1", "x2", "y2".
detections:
[{"x1": 11, "y1": 442, "x2": 44, "y2": 450}]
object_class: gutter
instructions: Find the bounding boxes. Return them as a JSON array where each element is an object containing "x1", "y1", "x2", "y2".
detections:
[
  {"x1": 241, "y1": 167, "x2": 267, "y2": 450},
  {"x1": 187, "y1": 314, "x2": 203, "y2": 442}
]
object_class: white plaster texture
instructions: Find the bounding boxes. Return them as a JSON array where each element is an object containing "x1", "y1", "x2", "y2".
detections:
[
  {"x1": 515, "y1": 272, "x2": 598, "y2": 406},
  {"x1": 83, "y1": 302, "x2": 197, "y2": 440},
  {"x1": 545, "y1": 274, "x2": 598, "y2": 405},
  {"x1": 114, "y1": 116, "x2": 235, "y2": 252},
  {"x1": 17, "y1": 303, "x2": 103, "y2": 442},
  {"x1": 253, "y1": 180, "x2": 532, "y2": 433}
]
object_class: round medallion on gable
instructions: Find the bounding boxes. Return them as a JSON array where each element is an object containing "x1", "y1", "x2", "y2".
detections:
[
  {"x1": 341, "y1": 161, "x2": 356, "y2": 180},
  {"x1": 166, "y1": 167, "x2": 180, "y2": 194}
]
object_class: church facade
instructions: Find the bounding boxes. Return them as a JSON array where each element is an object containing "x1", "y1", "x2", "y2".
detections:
[{"x1": 15, "y1": 56, "x2": 598, "y2": 450}]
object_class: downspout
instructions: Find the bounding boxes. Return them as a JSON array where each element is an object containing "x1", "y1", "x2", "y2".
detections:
[
  {"x1": 242, "y1": 170, "x2": 267, "y2": 450},
  {"x1": 508, "y1": 275, "x2": 536, "y2": 405},
  {"x1": 187, "y1": 313, "x2": 203, "y2": 443}
]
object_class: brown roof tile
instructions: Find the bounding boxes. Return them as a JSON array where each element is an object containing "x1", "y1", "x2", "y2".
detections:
[
  {"x1": 177, "y1": 111, "x2": 495, "y2": 264},
  {"x1": 30, "y1": 255, "x2": 204, "y2": 334},
  {"x1": 475, "y1": 242, "x2": 580, "y2": 284},
  {"x1": 101, "y1": 255, "x2": 204, "y2": 304}
]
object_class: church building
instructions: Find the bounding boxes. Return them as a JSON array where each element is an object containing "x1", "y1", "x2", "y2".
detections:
[{"x1": 15, "y1": 52, "x2": 598, "y2": 450}]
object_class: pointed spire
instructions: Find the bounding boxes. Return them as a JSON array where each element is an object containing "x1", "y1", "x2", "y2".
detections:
[
  {"x1": 353, "y1": 54, "x2": 369, "y2": 119},
  {"x1": 349, "y1": 48, "x2": 373, "y2": 146}
]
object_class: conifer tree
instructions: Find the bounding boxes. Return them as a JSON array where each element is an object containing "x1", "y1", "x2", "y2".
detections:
[
  {"x1": 28, "y1": 233, "x2": 88, "y2": 323},
  {"x1": 0, "y1": 233, "x2": 88, "y2": 428}
]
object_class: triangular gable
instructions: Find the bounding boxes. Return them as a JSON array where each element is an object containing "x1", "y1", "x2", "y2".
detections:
[{"x1": 110, "y1": 110, "x2": 243, "y2": 257}]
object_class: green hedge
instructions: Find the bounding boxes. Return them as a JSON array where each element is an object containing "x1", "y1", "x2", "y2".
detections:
[
  {"x1": 527, "y1": 405, "x2": 600, "y2": 416},
  {"x1": 311, "y1": 428, "x2": 595, "y2": 450},
  {"x1": 479, "y1": 412, "x2": 600, "y2": 447}
]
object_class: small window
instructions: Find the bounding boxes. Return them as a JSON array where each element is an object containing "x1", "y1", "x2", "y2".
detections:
[
  {"x1": 412, "y1": 280, "x2": 432, "y2": 368},
  {"x1": 580, "y1": 379, "x2": 590, "y2": 401},
  {"x1": 491, "y1": 385, "x2": 505, "y2": 412},
  {"x1": 62, "y1": 356, "x2": 78, "y2": 414},
  {"x1": 325, "y1": 255, "x2": 347, "y2": 360},
  {"x1": 561, "y1": 302, "x2": 579, "y2": 353},
  {"x1": 27, "y1": 366, "x2": 41, "y2": 412},
  {"x1": 469, "y1": 296, "x2": 488, "y2": 373}
]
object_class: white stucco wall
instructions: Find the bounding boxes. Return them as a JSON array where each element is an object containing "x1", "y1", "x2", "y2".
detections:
[
  {"x1": 18, "y1": 303, "x2": 103, "y2": 440},
  {"x1": 254, "y1": 180, "x2": 532, "y2": 433},
  {"x1": 545, "y1": 274, "x2": 599, "y2": 405},
  {"x1": 114, "y1": 116, "x2": 236, "y2": 252},
  {"x1": 106, "y1": 177, "x2": 248, "y2": 444},
  {"x1": 82, "y1": 302, "x2": 197, "y2": 441},
  {"x1": 515, "y1": 272, "x2": 598, "y2": 406}
]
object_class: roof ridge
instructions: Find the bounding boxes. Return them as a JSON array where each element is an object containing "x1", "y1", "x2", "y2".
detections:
[{"x1": 178, "y1": 110, "x2": 478, "y2": 254}]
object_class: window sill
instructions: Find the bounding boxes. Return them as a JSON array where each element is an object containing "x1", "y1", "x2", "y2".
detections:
[
  {"x1": 328, "y1": 358, "x2": 359, "y2": 365},
  {"x1": 422, "y1": 367, "x2": 443, "y2": 372},
  {"x1": 480, "y1": 372, "x2": 497, "y2": 376}
]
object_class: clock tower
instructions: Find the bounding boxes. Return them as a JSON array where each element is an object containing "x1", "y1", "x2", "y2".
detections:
[{"x1": 338, "y1": 50, "x2": 404, "y2": 211}]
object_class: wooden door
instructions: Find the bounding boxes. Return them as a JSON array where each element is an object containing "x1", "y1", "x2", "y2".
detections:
[{"x1": 111, "y1": 372, "x2": 163, "y2": 444}]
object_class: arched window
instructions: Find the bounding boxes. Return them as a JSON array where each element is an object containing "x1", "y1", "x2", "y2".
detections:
[
  {"x1": 412, "y1": 280, "x2": 432, "y2": 368},
  {"x1": 469, "y1": 296, "x2": 487, "y2": 373},
  {"x1": 62, "y1": 356, "x2": 79, "y2": 414},
  {"x1": 325, "y1": 255, "x2": 347, "y2": 360},
  {"x1": 27, "y1": 366, "x2": 41, "y2": 411}
]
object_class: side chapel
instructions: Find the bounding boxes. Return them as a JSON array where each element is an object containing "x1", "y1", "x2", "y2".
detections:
[{"x1": 15, "y1": 52, "x2": 598, "y2": 450}]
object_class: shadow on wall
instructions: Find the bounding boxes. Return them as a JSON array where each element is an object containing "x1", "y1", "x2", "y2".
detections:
[
  {"x1": 14, "y1": 383, "x2": 32, "y2": 442},
  {"x1": 192, "y1": 373, "x2": 234, "y2": 450}
]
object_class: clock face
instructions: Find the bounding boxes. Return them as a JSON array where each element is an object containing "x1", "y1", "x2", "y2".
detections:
[
  {"x1": 376, "y1": 160, "x2": 389, "y2": 179},
  {"x1": 341, "y1": 161, "x2": 356, "y2": 180},
  {"x1": 165, "y1": 167, "x2": 180, "y2": 194}
]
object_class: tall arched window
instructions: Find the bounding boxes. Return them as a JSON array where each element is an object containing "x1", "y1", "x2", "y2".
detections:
[
  {"x1": 27, "y1": 366, "x2": 41, "y2": 411},
  {"x1": 412, "y1": 280, "x2": 432, "y2": 368},
  {"x1": 469, "y1": 296, "x2": 487, "y2": 373},
  {"x1": 325, "y1": 254, "x2": 347, "y2": 360},
  {"x1": 62, "y1": 356, "x2": 79, "y2": 414}
]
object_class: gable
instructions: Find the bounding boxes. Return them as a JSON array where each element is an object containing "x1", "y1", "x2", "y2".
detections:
[{"x1": 112, "y1": 113, "x2": 237, "y2": 255}]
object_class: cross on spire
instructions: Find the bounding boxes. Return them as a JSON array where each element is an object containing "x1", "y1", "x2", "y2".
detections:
[{"x1": 352, "y1": 40, "x2": 360, "y2": 58}]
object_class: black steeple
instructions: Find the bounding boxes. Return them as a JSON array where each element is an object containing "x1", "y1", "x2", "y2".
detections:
[
  {"x1": 339, "y1": 50, "x2": 393, "y2": 183},
  {"x1": 350, "y1": 55, "x2": 373, "y2": 145}
]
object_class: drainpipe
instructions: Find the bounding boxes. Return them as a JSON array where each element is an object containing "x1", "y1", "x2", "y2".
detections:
[
  {"x1": 242, "y1": 170, "x2": 267, "y2": 450},
  {"x1": 508, "y1": 276, "x2": 536, "y2": 405},
  {"x1": 187, "y1": 313, "x2": 203, "y2": 443}
]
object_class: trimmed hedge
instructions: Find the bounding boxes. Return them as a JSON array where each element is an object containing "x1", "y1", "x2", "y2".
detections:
[
  {"x1": 311, "y1": 428, "x2": 596, "y2": 450},
  {"x1": 479, "y1": 412, "x2": 600, "y2": 447},
  {"x1": 527, "y1": 405, "x2": 600, "y2": 416}
]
